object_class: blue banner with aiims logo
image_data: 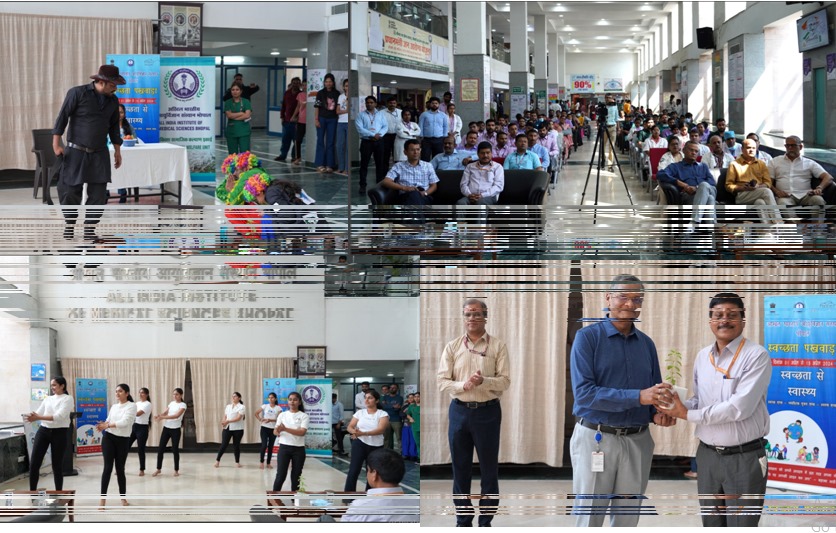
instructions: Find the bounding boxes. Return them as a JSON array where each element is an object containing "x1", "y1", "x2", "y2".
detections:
[
  {"x1": 106, "y1": 54, "x2": 161, "y2": 143},
  {"x1": 75, "y1": 378, "x2": 108, "y2": 456},
  {"x1": 763, "y1": 295, "x2": 836, "y2": 493}
]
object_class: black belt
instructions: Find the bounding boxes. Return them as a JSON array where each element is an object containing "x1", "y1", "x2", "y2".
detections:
[
  {"x1": 453, "y1": 398, "x2": 499, "y2": 409},
  {"x1": 700, "y1": 438, "x2": 765, "y2": 456},
  {"x1": 68, "y1": 142, "x2": 105, "y2": 153},
  {"x1": 578, "y1": 418, "x2": 648, "y2": 436}
]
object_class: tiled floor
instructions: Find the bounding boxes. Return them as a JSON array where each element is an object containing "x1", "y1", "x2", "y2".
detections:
[{"x1": 1, "y1": 451, "x2": 418, "y2": 522}]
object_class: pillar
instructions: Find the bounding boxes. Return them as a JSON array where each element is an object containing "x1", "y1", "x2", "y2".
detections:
[
  {"x1": 453, "y1": 2, "x2": 491, "y2": 124},
  {"x1": 350, "y1": 2, "x2": 371, "y2": 167},
  {"x1": 548, "y1": 32, "x2": 559, "y2": 114},
  {"x1": 509, "y1": 2, "x2": 529, "y2": 118},
  {"x1": 532, "y1": 15, "x2": 547, "y2": 112}
]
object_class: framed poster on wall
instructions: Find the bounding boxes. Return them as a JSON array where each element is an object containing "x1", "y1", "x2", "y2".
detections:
[
  {"x1": 159, "y1": 2, "x2": 203, "y2": 56},
  {"x1": 297, "y1": 346, "x2": 326, "y2": 377},
  {"x1": 460, "y1": 78, "x2": 480, "y2": 102}
]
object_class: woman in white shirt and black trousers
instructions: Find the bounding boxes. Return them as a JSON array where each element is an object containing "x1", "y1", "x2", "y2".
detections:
[
  {"x1": 255, "y1": 392, "x2": 281, "y2": 469},
  {"x1": 272, "y1": 392, "x2": 309, "y2": 491},
  {"x1": 344, "y1": 389, "x2": 389, "y2": 492},
  {"x1": 23, "y1": 376, "x2": 74, "y2": 491},
  {"x1": 152, "y1": 388, "x2": 187, "y2": 477},
  {"x1": 129, "y1": 387, "x2": 152, "y2": 476},
  {"x1": 96, "y1": 383, "x2": 137, "y2": 508},
  {"x1": 215, "y1": 392, "x2": 246, "y2": 468}
]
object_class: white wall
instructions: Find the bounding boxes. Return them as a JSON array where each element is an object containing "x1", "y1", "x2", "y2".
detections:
[
  {"x1": 0, "y1": 318, "x2": 30, "y2": 424},
  {"x1": 0, "y1": 2, "x2": 335, "y2": 31},
  {"x1": 325, "y1": 297, "x2": 419, "y2": 361},
  {"x1": 564, "y1": 53, "x2": 637, "y2": 92}
]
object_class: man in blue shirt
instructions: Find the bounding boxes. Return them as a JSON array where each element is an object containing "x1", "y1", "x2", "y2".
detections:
[
  {"x1": 526, "y1": 130, "x2": 549, "y2": 170},
  {"x1": 380, "y1": 384, "x2": 404, "y2": 452},
  {"x1": 418, "y1": 97, "x2": 448, "y2": 162},
  {"x1": 657, "y1": 140, "x2": 718, "y2": 232},
  {"x1": 503, "y1": 135, "x2": 543, "y2": 171},
  {"x1": 331, "y1": 393, "x2": 346, "y2": 456},
  {"x1": 356, "y1": 95, "x2": 389, "y2": 195},
  {"x1": 383, "y1": 139, "x2": 439, "y2": 205},
  {"x1": 432, "y1": 136, "x2": 468, "y2": 171},
  {"x1": 570, "y1": 274, "x2": 675, "y2": 527},
  {"x1": 604, "y1": 94, "x2": 620, "y2": 168}
]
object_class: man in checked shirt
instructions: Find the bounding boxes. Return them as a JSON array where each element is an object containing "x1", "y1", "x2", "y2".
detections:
[{"x1": 437, "y1": 299, "x2": 510, "y2": 528}]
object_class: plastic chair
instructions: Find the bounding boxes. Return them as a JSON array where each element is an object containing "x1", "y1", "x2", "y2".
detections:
[{"x1": 32, "y1": 129, "x2": 57, "y2": 201}]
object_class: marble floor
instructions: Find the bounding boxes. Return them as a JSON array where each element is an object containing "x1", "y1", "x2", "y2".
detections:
[
  {"x1": 420, "y1": 478, "x2": 834, "y2": 528},
  {"x1": 1, "y1": 451, "x2": 418, "y2": 522}
]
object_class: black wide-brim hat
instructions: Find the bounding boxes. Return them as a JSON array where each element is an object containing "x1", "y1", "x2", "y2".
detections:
[{"x1": 90, "y1": 64, "x2": 126, "y2": 85}]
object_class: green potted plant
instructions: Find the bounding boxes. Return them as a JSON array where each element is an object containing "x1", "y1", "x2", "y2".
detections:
[
  {"x1": 294, "y1": 475, "x2": 309, "y2": 507},
  {"x1": 664, "y1": 348, "x2": 688, "y2": 407}
]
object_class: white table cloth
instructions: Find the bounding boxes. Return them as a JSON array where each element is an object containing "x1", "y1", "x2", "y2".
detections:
[{"x1": 108, "y1": 142, "x2": 193, "y2": 205}]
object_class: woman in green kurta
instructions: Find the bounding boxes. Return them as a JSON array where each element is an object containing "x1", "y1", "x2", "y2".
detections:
[
  {"x1": 224, "y1": 82, "x2": 252, "y2": 154},
  {"x1": 405, "y1": 392, "x2": 420, "y2": 460}
]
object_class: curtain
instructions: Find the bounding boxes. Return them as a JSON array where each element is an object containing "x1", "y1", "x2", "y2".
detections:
[
  {"x1": 579, "y1": 260, "x2": 834, "y2": 457},
  {"x1": 60, "y1": 358, "x2": 187, "y2": 450},
  {"x1": 420, "y1": 261, "x2": 571, "y2": 467},
  {"x1": 0, "y1": 13, "x2": 153, "y2": 170},
  {"x1": 190, "y1": 358, "x2": 295, "y2": 444}
]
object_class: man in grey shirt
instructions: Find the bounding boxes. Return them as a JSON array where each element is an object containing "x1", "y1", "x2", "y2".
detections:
[{"x1": 660, "y1": 292, "x2": 771, "y2": 527}]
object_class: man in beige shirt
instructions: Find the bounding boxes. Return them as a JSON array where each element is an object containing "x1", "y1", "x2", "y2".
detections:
[
  {"x1": 726, "y1": 138, "x2": 782, "y2": 224},
  {"x1": 437, "y1": 298, "x2": 510, "y2": 527}
]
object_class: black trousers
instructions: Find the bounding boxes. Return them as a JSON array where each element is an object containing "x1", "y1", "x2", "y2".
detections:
[
  {"x1": 29, "y1": 426, "x2": 68, "y2": 491},
  {"x1": 421, "y1": 137, "x2": 444, "y2": 162},
  {"x1": 273, "y1": 444, "x2": 306, "y2": 491},
  {"x1": 332, "y1": 423, "x2": 345, "y2": 453},
  {"x1": 156, "y1": 427, "x2": 181, "y2": 471},
  {"x1": 129, "y1": 423, "x2": 149, "y2": 471},
  {"x1": 294, "y1": 123, "x2": 307, "y2": 161},
  {"x1": 259, "y1": 426, "x2": 277, "y2": 464},
  {"x1": 216, "y1": 428, "x2": 244, "y2": 463},
  {"x1": 101, "y1": 431, "x2": 131, "y2": 497},
  {"x1": 343, "y1": 439, "x2": 381, "y2": 492},
  {"x1": 382, "y1": 133, "x2": 397, "y2": 167},
  {"x1": 57, "y1": 181, "x2": 109, "y2": 226},
  {"x1": 359, "y1": 138, "x2": 385, "y2": 188}
]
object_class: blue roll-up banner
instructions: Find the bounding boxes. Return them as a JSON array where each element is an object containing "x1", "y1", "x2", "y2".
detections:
[
  {"x1": 160, "y1": 56, "x2": 216, "y2": 183},
  {"x1": 297, "y1": 379, "x2": 332, "y2": 458},
  {"x1": 263, "y1": 378, "x2": 296, "y2": 455},
  {"x1": 764, "y1": 295, "x2": 836, "y2": 494},
  {"x1": 75, "y1": 378, "x2": 108, "y2": 456},
  {"x1": 106, "y1": 54, "x2": 161, "y2": 143}
]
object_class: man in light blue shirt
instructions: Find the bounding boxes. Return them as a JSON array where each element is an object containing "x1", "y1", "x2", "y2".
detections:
[
  {"x1": 605, "y1": 94, "x2": 620, "y2": 168},
  {"x1": 418, "y1": 97, "x2": 448, "y2": 162},
  {"x1": 340, "y1": 449, "x2": 418, "y2": 523},
  {"x1": 383, "y1": 139, "x2": 439, "y2": 205},
  {"x1": 356, "y1": 95, "x2": 389, "y2": 194},
  {"x1": 526, "y1": 130, "x2": 549, "y2": 169},
  {"x1": 432, "y1": 136, "x2": 468, "y2": 171},
  {"x1": 503, "y1": 135, "x2": 544, "y2": 171}
]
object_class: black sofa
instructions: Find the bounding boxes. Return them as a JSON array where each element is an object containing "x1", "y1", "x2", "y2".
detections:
[{"x1": 367, "y1": 169, "x2": 549, "y2": 206}]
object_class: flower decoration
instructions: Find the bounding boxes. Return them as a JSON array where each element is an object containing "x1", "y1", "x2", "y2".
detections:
[
  {"x1": 221, "y1": 153, "x2": 239, "y2": 176},
  {"x1": 235, "y1": 151, "x2": 260, "y2": 173},
  {"x1": 242, "y1": 170, "x2": 273, "y2": 203}
]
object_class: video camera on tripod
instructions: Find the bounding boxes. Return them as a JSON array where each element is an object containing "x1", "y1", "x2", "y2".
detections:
[{"x1": 595, "y1": 101, "x2": 609, "y2": 120}]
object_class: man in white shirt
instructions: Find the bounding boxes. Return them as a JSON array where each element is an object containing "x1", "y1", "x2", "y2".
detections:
[
  {"x1": 705, "y1": 134, "x2": 734, "y2": 179},
  {"x1": 382, "y1": 97, "x2": 402, "y2": 168},
  {"x1": 458, "y1": 142, "x2": 504, "y2": 206},
  {"x1": 660, "y1": 293, "x2": 771, "y2": 527},
  {"x1": 340, "y1": 448, "x2": 418, "y2": 522},
  {"x1": 355, "y1": 382, "x2": 370, "y2": 412},
  {"x1": 768, "y1": 135, "x2": 833, "y2": 221}
]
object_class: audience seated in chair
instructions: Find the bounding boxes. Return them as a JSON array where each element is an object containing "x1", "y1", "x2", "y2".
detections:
[
  {"x1": 381, "y1": 139, "x2": 438, "y2": 205},
  {"x1": 726, "y1": 138, "x2": 782, "y2": 225},
  {"x1": 768, "y1": 135, "x2": 834, "y2": 223},
  {"x1": 458, "y1": 142, "x2": 504, "y2": 206},
  {"x1": 431, "y1": 136, "x2": 469, "y2": 171},
  {"x1": 657, "y1": 140, "x2": 717, "y2": 233}
]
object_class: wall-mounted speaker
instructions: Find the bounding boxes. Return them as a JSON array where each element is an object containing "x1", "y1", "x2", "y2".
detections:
[{"x1": 696, "y1": 27, "x2": 715, "y2": 49}]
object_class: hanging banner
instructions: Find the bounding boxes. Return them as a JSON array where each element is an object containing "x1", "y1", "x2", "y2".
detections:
[
  {"x1": 75, "y1": 378, "x2": 108, "y2": 456},
  {"x1": 570, "y1": 74, "x2": 596, "y2": 94},
  {"x1": 106, "y1": 54, "x2": 161, "y2": 143},
  {"x1": 827, "y1": 53, "x2": 836, "y2": 81},
  {"x1": 803, "y1": 58, "x2": 812, "y2": 82},
  {"x1": 160, "y1": 56, "x2": 216, "y2": 184},
  {"x1": 159, "y1": 2, "x2": 203, "y2": 57},
  {"x1": 602, "y1": 78, "x2": 624, "y2": 93},
  {"x1": 263, "y1": 378, "x2": 296, "y2": 455},
  {"x1": 367, "y1": 10, "x2": 450, "y2": 73},
  {"x1": 297, "y1": 379, "x2": 332, "y2": 458},
  {"x1": 764, "y1": 295, "x2": 836, "y2": 494}
]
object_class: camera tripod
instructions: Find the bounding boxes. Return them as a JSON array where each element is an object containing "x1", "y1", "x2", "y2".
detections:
[{"x1": 579, "y1": 119, "x2": 635, "y2": 223}]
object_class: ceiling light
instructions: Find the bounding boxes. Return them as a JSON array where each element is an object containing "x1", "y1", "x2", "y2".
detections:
[
  {"x1": 390, "y1": 80, "x2": 398, "y2": 84},
  {"x1": 492, "y1": 28, "x2": 496, "y2": 32},
  {"x1": 270, "y1": 49, "x2": 280, "y2": 56},
  {"x1": 312, "y1": 52, "x2": 321, "y2": 56},
  {"x1": 224, "y1": 56, "x2": 245, "y2": 65},
  {"x1": 560, "y1": 14, "x2": 564, "y2": 17},
  {"x1": 387, "y1": 373, "x2": 394, "y2": 377},
  {"x1": 595, "y1": 36, "x2": 609, "y2": 40}
]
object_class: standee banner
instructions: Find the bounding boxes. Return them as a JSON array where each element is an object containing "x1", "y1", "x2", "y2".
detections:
[
  {"x1": 106, "y1": 54, "x2": 161, "y2": 143},
  {"x1": 764, "y1": 295, "x2": 836, "y2": 494},
  {"x1": 263, "y1": 378, "x2": 297, "y2": 455},
  {"x1": 160, "y1": 56, "x2": 216, "y2": 183},
  {"x1": 297, "y1": 379, "x2": 332, "y2": 458},
  {"x1": 570, "y1": 74, "x2": 596, "y2": 94},
  {"x1": 75, "y1": 378, "x2": 108, "y2": 456}
]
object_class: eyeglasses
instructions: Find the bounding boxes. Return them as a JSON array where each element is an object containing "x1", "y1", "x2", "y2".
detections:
[
  {"x1": 611, "y1": 294, "x2": 644, "y2": 305},
  {"x1": 784, "y1": 143, "x2": 800, "y2": 148},
  {"x1": 709, "y1": 311, "x2": 743, "y2": 321},
  {"x1": 463, "y1": 312, "x2": 486, "y2": 319}
]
